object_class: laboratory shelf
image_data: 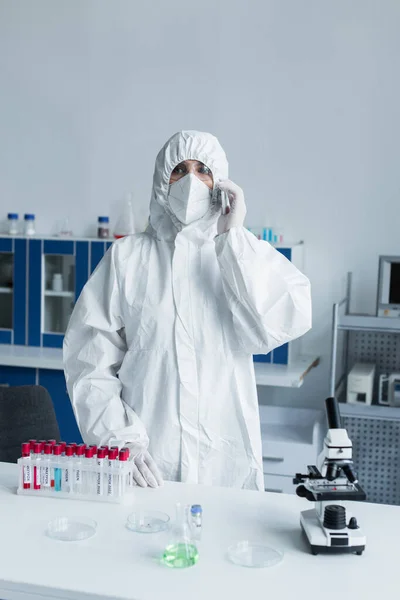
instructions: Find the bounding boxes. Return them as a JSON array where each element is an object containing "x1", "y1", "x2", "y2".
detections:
[
  {"x1": 44, "y1": 290, "x2": 74, "y2": 298},
  {"x1": 0, "y1": 346, "x2": 319, "y2": 387},
  {"x1": 254, "y1": 355, "x2": 319, "y2": 388},
  {"x1": 339, "y1": 401, "x2": 400, "y2": 421},
  {"x1": 338, "y1": 314, "x2": 400, "y2": 333},
  {"x1": 0, "y1": 345, "x2": 63, "y2": 370},
  {"x1": 0, "y1": 287, "x2": 12, "y2": 294}
]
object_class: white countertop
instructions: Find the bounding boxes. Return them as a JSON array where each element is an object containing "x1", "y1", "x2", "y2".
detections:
[{"x1": 0, "y1": 462, "x2": 397, "y2": 600}]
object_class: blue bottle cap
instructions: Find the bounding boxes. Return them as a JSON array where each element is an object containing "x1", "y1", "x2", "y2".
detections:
[
  {"x1": 191, "y1": 504, "x2": 202, "y2": 514},
  {"x1": 24, "y1": 214, "x2": 35, "y2": 220},
  {"x1": 98, "y1": 216, "x2": 109, "y2": 223},
  {"x1": 7, "y1": 213, "x2": 18, "y2": 220}
]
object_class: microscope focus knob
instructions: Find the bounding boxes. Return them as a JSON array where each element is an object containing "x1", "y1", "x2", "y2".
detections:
[
  {"x1": 348, "y1": 517, "x2": 359, "y2": 530},
  {"x1": 323, "y1": 505, "x2": 346, "y2": 530}
]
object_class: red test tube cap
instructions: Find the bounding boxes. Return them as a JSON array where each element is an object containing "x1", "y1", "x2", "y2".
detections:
[
  {"x1": 108, "y1": 448, "x2": 118, "y2": 460},
  {"x1": 85, "y1": 447, "x2": 94, "y2": 459},
  {"x1": 97, "y1": 447, "x2": 107, "y2": 459},
  {"x1": 21, "y1": 442, "x2": 30, "y2": 456},
  {"x1": 48, "y1": 439, "x2": 57, "y2": 445},
  {"x1": 59, "y1": 442, "x2": 67, "y2": 450},
  {"x1": 76, "y1": 444, "x2": 86, "y2": 456},
  {"x1": 119, "y1": 448, "x2": 129, "y2": 461},
  {"x1": 65, "y1": 445, "x2": 74, "y2": 457},
  {"x1": 33, "y1": 442, "x2": 43, "y2": 454},
  {"x1": 28, "y1": 439, "x2": 36, "y2": 450},
  {"x1": 44, "y1": 443, "x2": 53, "y2": 455},
  {"x1": 53, "y1": 444, "x2": 62, "y2": 456}
]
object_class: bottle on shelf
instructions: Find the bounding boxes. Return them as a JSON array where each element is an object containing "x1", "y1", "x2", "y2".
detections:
[
  {"x1": 24, "y1": 214, "x2": 36, "y2": 236},
  {"x1": 7, "y1": 213, "x2": 19, "y2": 235},
  {"x1": 52, "y1": 273, "x2": 63, "y2": 292},
  {"x1": 98, "y1": 217, "x2": 110, "y2": 239},
  {"x1": 114, "y1": 193, "x2": 137, "y2": 239}
]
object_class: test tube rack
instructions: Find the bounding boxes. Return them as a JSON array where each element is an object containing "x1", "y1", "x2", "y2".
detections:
[{"x1": 17, "y1": 456, "x2": 135, "y2": 504}]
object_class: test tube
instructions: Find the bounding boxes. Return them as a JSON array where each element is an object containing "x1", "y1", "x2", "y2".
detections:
[
  {"x1": 21, "y1": 442, "x2": 31, "y2": 490},
  {"x1": 41, "y1": 444, "x2": 52, "y2": 489},
  {"x1": 47, "y1": 439, "x2": 57, "y2": 445},
  {"x1": 59, "y1": 441, "x2": 67, "y2": 454},
  {"x1": 28, "y1": 439, "x2": 36, "y2": 456},
  {"x1": 84, "y1": 446, "x2": 95, "y2": 494},
  {"x1": 96, "y1": 447, "x2": 107, "y2": 496},
  {"x1": 33, "y1": 443, "x2": 43, "y2": 490},
  {"x1": 118, "y1": 448, "x2": 129, "y2": 497},
  {"x1": 190, "y1": 505, "x2": 203, "y2": 541},
  {"x1": 107, "y1": 447, "x2": 118, "y2": 497},
  {"x1": 53, "y1": 444, "x2": 62, "y2": 491},
  {"x1": 62, "y1": 445, "x2": 74, "y2": 493},
  {"x1": 74, "y1": 444, "x2": 85, "y2": 494}
]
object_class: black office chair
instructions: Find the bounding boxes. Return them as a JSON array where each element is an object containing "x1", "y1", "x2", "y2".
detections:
[{"x1": 0, "y1": 385, "x2": 60, "y2": 463}]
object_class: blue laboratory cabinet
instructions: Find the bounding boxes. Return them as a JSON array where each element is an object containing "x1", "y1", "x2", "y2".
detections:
[{"x1": 0, "y1": 236, "x2": 110, "y2": 443}]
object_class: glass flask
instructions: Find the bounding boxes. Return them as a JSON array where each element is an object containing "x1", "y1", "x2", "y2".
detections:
[{"x1": 162, "y1": 503, "x2": 199, "y2": 568}]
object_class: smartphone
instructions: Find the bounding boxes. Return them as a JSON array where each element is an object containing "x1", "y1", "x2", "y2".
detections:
[{"x1": 219, "y1": 188, "x2": 230, "y2": 216}]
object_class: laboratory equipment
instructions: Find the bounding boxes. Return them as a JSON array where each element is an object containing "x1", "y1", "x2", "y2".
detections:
[
  {"x1": 7, "y1": 213, "x2": 19, "y2": 235},
  {"x1": 97, "y1": 216, "x2": 110, "y2": 239},
  {"x1": 126, "y1": 510, "x2": 170, "y2": 533},
  {"x1": 162, "y1": 504, "x2": 199, "y2": 568},
  {"x1": 378, "y1": 373, "x2": 400, "y2": 406},
  {"x1": 46, "y1": 517, "x2": 97, "y2": 541},
  {"x1": 52, "y1": 273, "x2": 63, "y2": 292},
  {"x1": 190, "y1": 505, "x2": 202, "y2": 541},
  {"x1": 56, "y1": 217, "x2": 73, "y2": 237},
  {"x1": 346, "y1": 363, "x2": 375, "y2": 405},
  {"x1": 377, "y1": 255, "x2": 400, "y2": 317},
  {"x1": 293, "y1": 397, "x2": 366, "y2": 555},
  {"x1": 17, "y1": 439, "x2": 135, "y2": 504},
  {"x1": 114, "y1": 193, "x2": 136, "y2": 238},
  {"x1": 24, "y1": 214, "x2": 36, "y2": 236},
  {"x1": 227, "y1": 541, "x2": 283, "y2": 568},
  {"x1": 247, "y1": 227, "x2": 284, "y2": 244}
]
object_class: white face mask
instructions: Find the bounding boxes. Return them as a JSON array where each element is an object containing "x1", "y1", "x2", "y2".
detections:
[{"x1": 168, "y1": 173, "x2": 211, "y2": 225}]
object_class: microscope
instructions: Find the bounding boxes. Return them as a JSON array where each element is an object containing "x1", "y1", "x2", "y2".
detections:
[{"x1": 293, "y1": 397, "x2": 366, "y2": 555}]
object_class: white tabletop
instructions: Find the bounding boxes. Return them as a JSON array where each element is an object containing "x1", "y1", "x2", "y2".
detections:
[{"x1": 0, "y1": 462, "x2": 395, "y2": 600}]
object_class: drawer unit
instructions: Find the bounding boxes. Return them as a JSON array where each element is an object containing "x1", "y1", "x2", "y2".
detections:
[
  {"x1": 263, "y1": 473, "x2": 296, "y2": 494},
  {"x1": 260, "y1": 405, "x2": 324, "y2": 485}
]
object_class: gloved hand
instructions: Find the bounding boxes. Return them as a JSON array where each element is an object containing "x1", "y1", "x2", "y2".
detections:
[
  {"x1": 217, "y1": 180, "x2": 247, "y2": 235},
  {"x1": 131, "y1": 450, "x2": 164, "y2": 488}
]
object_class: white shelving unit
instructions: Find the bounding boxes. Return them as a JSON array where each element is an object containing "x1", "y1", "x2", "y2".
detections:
[
  {"x1": 254, "y1": 355, "x2": 319, "y2": 388},
  {"x1": 44, "y1": 290, "x2": 74, "y2": 298}
]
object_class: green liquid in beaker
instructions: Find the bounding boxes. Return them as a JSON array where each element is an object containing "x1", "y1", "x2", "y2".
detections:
[{"x1": 162, "y1": 543, "x2": 199, "y2": 568}]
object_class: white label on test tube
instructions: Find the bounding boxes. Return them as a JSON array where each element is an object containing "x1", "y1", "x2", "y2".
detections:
[
  {"x1": 107, "y1": 448, "x2": 118, "y2": 496},
  {"x1": 63, "y1": 446, "x2": 74, "y2": 493},
  {"x1": 96, "y1": 448, "x2": 106, "y2": 495}
]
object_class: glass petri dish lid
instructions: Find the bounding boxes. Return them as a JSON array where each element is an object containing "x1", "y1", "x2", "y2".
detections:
[
  {"x1": 126, "y1": 510, "x2": 170, "y2": 533},
  {"x1": 227, "y1": 540, "x2": 284, "y2": 568},
  {"x1": 46, "y1": 517, "x2": 97, "y2": 541}
]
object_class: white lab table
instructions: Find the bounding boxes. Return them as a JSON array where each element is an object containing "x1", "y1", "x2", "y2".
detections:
[{"x1": 0, "y1": 462, "x2": 396, "y2": 600}]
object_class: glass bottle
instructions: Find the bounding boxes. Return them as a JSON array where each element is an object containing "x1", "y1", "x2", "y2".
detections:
[
  {"x1": 7, "y1": 213, "x2": 19, "y2": 235},
  {"x1": 162, "y1": 503, "x2": 199, "y2": 568}
]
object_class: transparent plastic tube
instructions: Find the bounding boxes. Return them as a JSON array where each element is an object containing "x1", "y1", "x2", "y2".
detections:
[
  {"x1": 33, "y1": 443, "x2": 43, "y2": 490},
  {"x1": 84, "y1": 447, "x2": 95, "y2": 494},
  {"x1": 53, "y1": 444, "x2": 63, "y2": 491},
  {"x1": 107, "y1": 447, "x2": 118, "y2": 497},
  {"x1": 41, "y1": 444, "x2": 52, "y2": 489},
  {"x1": 21, "y1": 443, "x2": 31, "y2": 490},
  {"x1": 96, "y1": 447, "x2": 107, "y2": 496},
  {"x1": 118, "y1": 448, "x2": 129, "y2": 497},
  {"x1": 62, "y1": 445, "x2": 74, "y2": 493},
  {"x1": 74, "y1": 444, "x2": 85, "y2": 494}
]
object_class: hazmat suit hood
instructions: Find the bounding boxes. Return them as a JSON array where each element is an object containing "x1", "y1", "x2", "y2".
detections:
[{"x1": 148, "y1": 130, "x2": 229, "y2": 241}]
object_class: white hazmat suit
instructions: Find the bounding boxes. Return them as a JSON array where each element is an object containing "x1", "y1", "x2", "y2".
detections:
[{"x1": 63, "y1": 130, "x2": 312, "y2": 490}]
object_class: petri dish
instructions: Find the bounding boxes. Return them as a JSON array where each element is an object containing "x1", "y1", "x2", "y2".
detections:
[
  {"x1": 227, "y1": 541, "x2": 284, "y2": 568},
  {"x1": 126, "y1": 510, "x2": 170, "y2": 533},
  {"x1": 46, "y1": 517, "x2": 97, "y2": 541}
]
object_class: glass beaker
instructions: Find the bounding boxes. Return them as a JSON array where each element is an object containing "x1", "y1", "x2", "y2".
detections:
[{"x1": 162, "y1": 503, "x2": 199, "y2": 568}]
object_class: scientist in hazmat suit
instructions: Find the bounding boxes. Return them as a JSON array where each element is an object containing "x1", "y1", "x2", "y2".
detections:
[{"x1": 63, "y1": 130, "x2": 312, "y2": 491}]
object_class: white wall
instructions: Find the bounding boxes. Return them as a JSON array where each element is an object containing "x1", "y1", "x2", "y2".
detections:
[{"x1": 0, "y1": 0, "x2": 399, "y2": 408}]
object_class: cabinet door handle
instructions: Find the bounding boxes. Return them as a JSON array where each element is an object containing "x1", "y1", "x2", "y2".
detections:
[
  {"x1": 264, "y1": 456, "x2": 284, "y2": 462},
  {"x1": 265, "y1": 488, "x2": 283, "y2": 493}
]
